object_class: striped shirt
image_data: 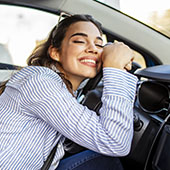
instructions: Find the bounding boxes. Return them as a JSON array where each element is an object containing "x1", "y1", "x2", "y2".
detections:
[{"x1": 0, "y1": 66, "x2": 138, "y2": 169}]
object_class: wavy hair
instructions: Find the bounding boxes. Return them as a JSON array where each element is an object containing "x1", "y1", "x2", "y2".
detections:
[{"x1": 0, "y1": 14, "x2": 102, "y2": 95}]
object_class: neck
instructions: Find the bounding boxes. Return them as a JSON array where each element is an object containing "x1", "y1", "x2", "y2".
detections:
[
  {"x1": 57, "y1": 68, "x2": 84, "y2": 91},
  {"x1": 69, "y1": 77, "x2": 83, "y2": 91}
]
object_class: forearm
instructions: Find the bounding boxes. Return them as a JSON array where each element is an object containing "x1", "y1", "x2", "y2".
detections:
[
  {"x1": 97, "y1": 67, "x2": 138, "y2": 156},
  {"x1": 19, "y1": 67, "x2": 138, "y2": 156}
]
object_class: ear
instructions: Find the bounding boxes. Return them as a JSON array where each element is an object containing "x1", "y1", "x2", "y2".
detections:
[{"x1": 48, "y1": 45, "x2": 60, "y2": 62}]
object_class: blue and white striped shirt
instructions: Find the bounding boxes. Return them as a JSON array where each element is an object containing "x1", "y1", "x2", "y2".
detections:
[{"x1": 0, "y1": 66, "x2": 138, "y2": 169}]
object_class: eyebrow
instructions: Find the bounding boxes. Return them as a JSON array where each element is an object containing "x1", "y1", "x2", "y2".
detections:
[{"x1": 70, "y1": 32, "x2": 103, "y2": 41}]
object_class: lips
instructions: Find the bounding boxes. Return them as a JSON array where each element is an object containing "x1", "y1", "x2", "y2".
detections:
[
  {"x1": 79, "y1": 56, "x2": 98, "y2": 67},
  {"x1": 80, "y1": 59, "x2": 96, "y2": 64}
]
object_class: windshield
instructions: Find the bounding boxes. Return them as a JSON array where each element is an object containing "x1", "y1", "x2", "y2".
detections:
[{"x1": 97, "y1": 0, "x2": 170, "y2": 38}]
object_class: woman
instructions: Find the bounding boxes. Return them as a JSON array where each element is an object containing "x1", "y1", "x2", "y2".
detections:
[{"x1": 0, "y1": 14, "x2": 138, "y2": 169}]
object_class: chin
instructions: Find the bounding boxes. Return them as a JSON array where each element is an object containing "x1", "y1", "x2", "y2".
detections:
[
  {"x1": 79, "y1": 68, "x2": 98, "y2": 79},
  {"x1": 84, "y1": 72, "x2": 97, "y2": 79}
]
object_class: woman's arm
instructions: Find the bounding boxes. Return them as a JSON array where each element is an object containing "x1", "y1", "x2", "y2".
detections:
[{"x1": 18, "y1": 65, "x2": 137, "y2": 157}]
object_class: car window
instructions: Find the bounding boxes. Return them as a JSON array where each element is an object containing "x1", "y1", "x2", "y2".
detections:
[
  {"x1": 0, "y1": 4, "x2": 146, "y2": 82},
  {"x1": 97, "y1": 0, "x2": 170, "y2": 38},
  {"x1": 0, "y1": 5, "x2": 59, "y2": 81},
  {"x1": 0, "y1": 5, "x2": 59, "y2": 67}
]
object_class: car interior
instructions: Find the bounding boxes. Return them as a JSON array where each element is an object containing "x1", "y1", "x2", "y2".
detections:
[{"x1": 0, "y1": 0, "x2": 170, "y2": 170}]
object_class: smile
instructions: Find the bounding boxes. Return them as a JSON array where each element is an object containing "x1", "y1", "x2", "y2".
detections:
[
  {"x1": 79, "y1": 58, "x2": 97, "y2": 67},
  {"x1": 80, "y1": 59, "x2": 96, "y2": 64}
]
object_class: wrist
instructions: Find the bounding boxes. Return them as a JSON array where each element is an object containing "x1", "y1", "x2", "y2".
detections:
[{"x1": 103, "y1": 63, "x2": 124, "y2": 70}]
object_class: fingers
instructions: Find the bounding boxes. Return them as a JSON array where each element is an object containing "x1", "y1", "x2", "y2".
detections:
[
  {"x1": 124, "y1": 52, "x2": 135, "y2": 71},
  {"x1": 124, "y1": 61, "x2": 132, "y2": 71},
  {"x1": 102, "y1": 41, "x2": 135, "y2": 71},
  {"x1": 116, "y1": 42, "x2": 134, "y2": 71}
]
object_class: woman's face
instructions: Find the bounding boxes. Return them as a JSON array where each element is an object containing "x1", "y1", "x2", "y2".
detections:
[{"x1": 55, "y1": 21, "x2": 103, "y2": 89}]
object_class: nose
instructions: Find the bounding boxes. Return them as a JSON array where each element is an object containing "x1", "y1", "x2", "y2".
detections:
[{"x1": 85, "y1": 43, "x2": 98, "y2": 54}]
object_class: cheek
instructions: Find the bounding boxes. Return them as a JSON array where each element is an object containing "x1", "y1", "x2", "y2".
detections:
[
  {"x1": 97, "y1": 50, "x2": 103, "y2": 70},
  {"x1": 62, "y1": 45, "x2": 84, "y2": 64},
  {"x1": 60, "y1": 50, "x2": 79, "y2": 70},
  {"x1": 62, "y1": 43, "x2": 83, "y2": 57},
  {"x1": 97, "y1": 62, "x2": 102, "y2": 72}
]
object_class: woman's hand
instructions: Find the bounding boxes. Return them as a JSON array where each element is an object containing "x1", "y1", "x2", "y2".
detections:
[{"x1": 102, "y1": 42, "x2": 134, "y2": 71}]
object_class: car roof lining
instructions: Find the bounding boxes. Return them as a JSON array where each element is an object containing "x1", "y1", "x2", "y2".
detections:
[{"x1": 0, "y1": 0, "x2": 170, "y2": 65}]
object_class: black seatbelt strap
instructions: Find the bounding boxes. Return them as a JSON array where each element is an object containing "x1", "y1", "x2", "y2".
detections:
[{"x1": 41, "y1": 141, "x2": 59, "y2": 170}]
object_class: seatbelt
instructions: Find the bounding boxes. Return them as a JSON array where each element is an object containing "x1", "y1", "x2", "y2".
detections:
[{"x1": 41, "y1": 141, "x2": 59, "y2": 170}]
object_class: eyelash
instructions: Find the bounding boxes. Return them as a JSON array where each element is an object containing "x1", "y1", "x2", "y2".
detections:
[
  {"x1": 73, "y1": 40, "x2": 84, "y2": 43},
  {"x1": 96, "y1": 44, "x2": 103, "y2": 48},
  {"x1": 73, "y1": 40, "x2": 103, "y2": 48}
]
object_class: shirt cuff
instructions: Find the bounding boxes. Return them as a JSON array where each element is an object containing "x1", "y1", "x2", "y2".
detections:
[{"x1": 102, "y1": 67, "x2": 138, "y2": 103}]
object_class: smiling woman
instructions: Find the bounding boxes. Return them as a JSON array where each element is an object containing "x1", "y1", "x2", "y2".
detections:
[
  {"x1": 48, "y1": 21, "x2": 103, "y2": 90},
  {"x1": 1, "y1": 0, "x2": 170, "y2": 170},
  {"x1": 0, "y1": 13, "x2": 138, "y2": 169}
]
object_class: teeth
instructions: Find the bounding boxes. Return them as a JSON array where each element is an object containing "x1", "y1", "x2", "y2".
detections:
[{"x1": 80, "y1": 59, "x2": 96, "y2": 64}]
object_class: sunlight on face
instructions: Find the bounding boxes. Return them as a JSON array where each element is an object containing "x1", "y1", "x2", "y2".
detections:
[{"x1": 58, "y1": 21, "x2": 103, "y2": 90}]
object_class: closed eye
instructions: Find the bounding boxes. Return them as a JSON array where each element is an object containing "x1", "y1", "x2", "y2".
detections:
[
  {"x1": 95, "y1": 44, "x2": 103, "y2": 48},
  {"x1": 73, "y1": 40, "x2": 85, "y2": 43},
  {"x1": 73, "y1": 40, "x2": 103, "y2": 48}
]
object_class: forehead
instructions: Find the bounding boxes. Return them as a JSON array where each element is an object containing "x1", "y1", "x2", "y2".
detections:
[{"x1": 65, "y1": 21, "x2": 102, "y2": 38}]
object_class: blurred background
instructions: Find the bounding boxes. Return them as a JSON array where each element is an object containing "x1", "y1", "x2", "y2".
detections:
[{"x1": 0, "y1": 0, "x2": 169, "y2": 67}]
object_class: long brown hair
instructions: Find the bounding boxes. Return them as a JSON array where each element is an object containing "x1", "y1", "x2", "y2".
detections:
[{"x1": 0, "y1": 14, "x2": 102, "y2": 95}]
